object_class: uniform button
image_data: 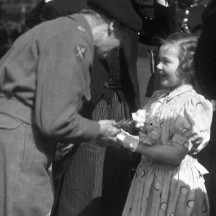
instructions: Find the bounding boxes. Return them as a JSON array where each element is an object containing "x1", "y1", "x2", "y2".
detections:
[
  {"x1": 104, "y1": 82, "x2": 109, "y2": 87},
  {"x1": 77, "y1": 26, "x2": 85, "y2": 31},
  {"x1": 155, "y1": 182, "x2": 160, "y2": 190}
]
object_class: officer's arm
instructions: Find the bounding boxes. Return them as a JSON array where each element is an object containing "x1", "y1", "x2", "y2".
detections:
[{"x1": 34, "y1": 28, "x2": 100, "y2": 143}]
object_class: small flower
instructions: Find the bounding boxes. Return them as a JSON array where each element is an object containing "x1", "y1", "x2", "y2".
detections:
[{"x1": 132, "y1": 109, "x2": 148, "y2": 128}]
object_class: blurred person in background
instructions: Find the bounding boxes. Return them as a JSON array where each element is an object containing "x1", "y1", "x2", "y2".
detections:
[{"x1": 194, "y1": 1, "x2": 216, "y2": 215}]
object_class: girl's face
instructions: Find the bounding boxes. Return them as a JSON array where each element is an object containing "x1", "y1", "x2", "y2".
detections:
[{"x1": 157, "y1": 44, "x2": 186, "y2": 90}]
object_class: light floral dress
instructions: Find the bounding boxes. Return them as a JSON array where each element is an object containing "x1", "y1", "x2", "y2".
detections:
[{"x1": 123, "y1": 85, "x2": 213, "y2": 216}]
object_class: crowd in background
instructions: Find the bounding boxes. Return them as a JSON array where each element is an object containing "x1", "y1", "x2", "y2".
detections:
[{"x1": 0, "y1": 19, "x2": 27, "y2": 58}]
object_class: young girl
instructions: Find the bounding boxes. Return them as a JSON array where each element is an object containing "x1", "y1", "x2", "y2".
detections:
[{"x1": 117, "y1": 32, "x2": 213, "y2": 216}]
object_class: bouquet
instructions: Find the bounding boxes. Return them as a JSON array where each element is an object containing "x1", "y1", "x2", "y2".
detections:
[{"x1": 116, "y1": 109, "x2": 161, "y2": 147}]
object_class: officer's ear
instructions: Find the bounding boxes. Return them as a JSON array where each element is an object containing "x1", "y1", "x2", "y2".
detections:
[{"x1": 107, "y1": 21, "x2": 115, "y2": 36}]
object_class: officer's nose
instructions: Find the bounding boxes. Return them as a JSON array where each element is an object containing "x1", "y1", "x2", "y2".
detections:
[{"x1": 157, "y1": 62, "x2": 162, "y2": 71}]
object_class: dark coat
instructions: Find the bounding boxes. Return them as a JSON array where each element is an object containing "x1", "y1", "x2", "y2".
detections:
[
  {"x1": 194, "y1": 2, "x2": 216, "y2": 216},
  {"x1": 194, "y1": 0, "x2": 216, "y2": 99}
]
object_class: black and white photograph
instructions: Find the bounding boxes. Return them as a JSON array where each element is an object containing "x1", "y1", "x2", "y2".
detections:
[{"x1": 0, "y1": 0, "x2": 215, "y2": 215}]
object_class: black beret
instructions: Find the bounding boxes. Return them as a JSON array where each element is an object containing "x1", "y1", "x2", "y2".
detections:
[{"x1": 87, "y1": 0, "x2": 143, "y2": 32}]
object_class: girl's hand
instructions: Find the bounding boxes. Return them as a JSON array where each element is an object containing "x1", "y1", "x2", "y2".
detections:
[
  {"x1": 139, "y1": 132, "x2": 153, "y2": 145},
  {"x1": 116, "y1": 130, "x2": 139, "y2": 152},
  {"x1": 156, "y1": 0, "x2": 169, "y2": 6},
  {"x1": 139, "y1": 123, "x2": 161, "y2": 145}
]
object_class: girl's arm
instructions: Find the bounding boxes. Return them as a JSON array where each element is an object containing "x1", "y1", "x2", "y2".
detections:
[
  {"x1": 136, "y1": 139, "x2": 188, "y2": 165},
  {"x1": 117, "y1": 131, "x2": 188, "y2": 165},
  {"x1": 117, "y1": 94, "x2": 213, "y2": 165}
]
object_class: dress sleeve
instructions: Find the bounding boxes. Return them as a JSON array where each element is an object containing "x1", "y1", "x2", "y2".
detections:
[{"x1": 172, "y1": 95, "x2": 213, "y2": 154}]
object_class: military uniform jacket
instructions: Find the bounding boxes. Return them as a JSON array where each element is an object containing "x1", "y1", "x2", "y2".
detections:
[{"x1": 0, "y1": 14, "x2": 100, "y2": 143}]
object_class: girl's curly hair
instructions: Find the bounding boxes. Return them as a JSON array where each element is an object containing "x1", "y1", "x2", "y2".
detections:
[{"x1": 161, "y1": 32, "x2": 198, "y2": 78}]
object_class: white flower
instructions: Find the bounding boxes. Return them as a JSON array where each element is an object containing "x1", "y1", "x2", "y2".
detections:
[{"x1": 132, "y1": 109, "x2": 148, "y2": 128}]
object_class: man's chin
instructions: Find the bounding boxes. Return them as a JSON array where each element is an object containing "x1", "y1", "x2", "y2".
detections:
[
  {"x1": 98, "y1": 52, "x2": 108, "y2": 58},
  {"x1": 102, "y1": 53, "x2": 108, "y2": 58}
]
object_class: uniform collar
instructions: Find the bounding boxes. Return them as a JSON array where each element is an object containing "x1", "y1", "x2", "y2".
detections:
[{"x1": 69, "y1": 13, "x2": 94, "y2": 47}]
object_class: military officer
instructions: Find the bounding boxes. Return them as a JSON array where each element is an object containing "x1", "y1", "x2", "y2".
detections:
[{"x1": 0, "y1": 0, "x2": 142, "y2": 215}]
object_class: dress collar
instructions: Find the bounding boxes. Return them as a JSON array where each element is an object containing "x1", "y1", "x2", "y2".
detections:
[{"x1": 166, "y1": 84, "x2": 193, "y2": 101}]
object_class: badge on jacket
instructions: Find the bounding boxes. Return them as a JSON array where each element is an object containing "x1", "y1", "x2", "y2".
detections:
[{"x1": 74, "y1": 45, "x2": 86, "y2": 61}]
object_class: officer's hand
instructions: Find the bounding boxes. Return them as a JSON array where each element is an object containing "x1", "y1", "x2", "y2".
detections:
[{"x1": 98, "y1": 120, "x2": 120, "y2": 138}]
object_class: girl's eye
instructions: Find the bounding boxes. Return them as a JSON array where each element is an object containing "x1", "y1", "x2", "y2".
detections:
[
  {"x1": 163, "y1": 59, "x2": 172, "y2": 64},
  {"x1": 159, "y1": 56, "x2": 170, "y2": 65}
]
